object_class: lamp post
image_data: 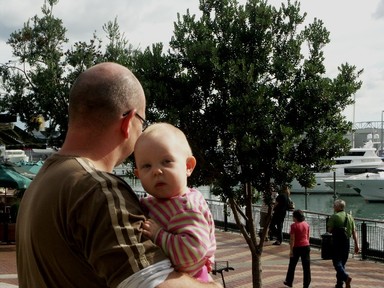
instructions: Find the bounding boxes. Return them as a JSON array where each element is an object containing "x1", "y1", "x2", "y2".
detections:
[
  {"x1": 333, "y1": 171, "x2": 337, "y2": 201},
  {"x1": 352, "y1": 94, "x2": 356, "y2": 148},
  {"x1": 304, "y1": 187, "x2": 308, "y2": 210},
  {"x1": 381, "y1": 110, "x2": 384, "y2": 157}
]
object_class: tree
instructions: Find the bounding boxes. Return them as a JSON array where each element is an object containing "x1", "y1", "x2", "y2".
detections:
[
  {"x1": 0, "y1": 1, "x2": 140, "y2": 147},
  {"x1": 102, "y1": 18, "x2": 140, "y2": 68},
  {"x1": 0, "y1": 0, "x2": 69, "y2": 145},
  {"x1": 136, "y1": 0, "x2": 362, "y2": 286}
]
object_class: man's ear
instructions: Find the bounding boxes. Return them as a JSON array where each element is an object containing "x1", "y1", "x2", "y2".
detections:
[
  {"x1": 186, "y1": 156, "x2": 196, "y2": 177},
  {"x1": 121, "y1": 110, "x2": 135, "y2": 138}
]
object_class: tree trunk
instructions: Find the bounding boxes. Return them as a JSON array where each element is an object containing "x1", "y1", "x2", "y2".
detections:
[
  {"x1": 228, "y1": 194, "x2": 267, "y2": 288},
  {"x1": 252, "y1": 249, "x2": 262, "y2": 288},
  {"x1": 228, "y1": 182, "x2": 276, "y2": 287}
]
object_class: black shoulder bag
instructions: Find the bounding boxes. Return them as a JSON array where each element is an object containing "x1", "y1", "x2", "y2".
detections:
[{"x1": 333, "y1": 212, "x2": 349, "y2": 240}]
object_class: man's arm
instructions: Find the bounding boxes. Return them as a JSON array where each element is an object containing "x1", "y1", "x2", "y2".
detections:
[
  {"x1": 352, "y1": 228, "x2": 359, "y2": 254},
  {"x1": 117, "y1": 258, "x2": 222, "y2": 288},
  {"x1": 157, "y1": 271, "x2": 223, "y2": 288}
]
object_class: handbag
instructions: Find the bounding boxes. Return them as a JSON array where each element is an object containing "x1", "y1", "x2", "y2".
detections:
[
  {"x1": 322, "y1": 212, "x2": 349, "y2": 259},
  {"x1": 287, "y1": 197, "x2": 295, "y2": 211}
]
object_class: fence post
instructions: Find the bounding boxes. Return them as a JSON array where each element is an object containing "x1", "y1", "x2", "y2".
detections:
[
  {"x1": 224, "y1": 202, "x2": 228, "y2": 232},
  {"x1": 361, "y1": 222, "x2": 367, "y2": 260}
]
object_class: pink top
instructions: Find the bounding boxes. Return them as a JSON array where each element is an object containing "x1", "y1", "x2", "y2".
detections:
[
  {"x1": 290, "y1": 221, "x2": 310, "y2": 247},
  {"x1": 141, "y1": 188, "x2": 216, "y2": 280}
]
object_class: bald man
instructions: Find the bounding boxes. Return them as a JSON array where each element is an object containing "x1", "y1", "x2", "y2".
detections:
[{"x1": 16, "y1": 62, "x2": 222, "y2": 288}]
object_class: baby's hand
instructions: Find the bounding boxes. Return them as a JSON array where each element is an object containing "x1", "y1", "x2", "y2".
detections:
[{"x1": 141, "y1": 219, "x2": 161, "y2": 241}]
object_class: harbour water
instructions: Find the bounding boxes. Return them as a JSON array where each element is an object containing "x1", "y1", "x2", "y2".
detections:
[
  {"x1": 207, "y1": 189, "x2": 384, "y2": 222},
  {"x1": 289, "y1": 193, "x2": 384, "y2": 221},
  {"x1": 199, "y1": 185, "x2": 384, "y2": 221},
  {"x1": 126, "y1": 178, "x2": 384, "y2": 222}
]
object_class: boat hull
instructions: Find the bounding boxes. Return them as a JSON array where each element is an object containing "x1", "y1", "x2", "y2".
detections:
[
  {"x1": 290, "y1": 178, "x2": 333, "y2": 194},
  {"x1": 343, "y1": 173, "x2": 384, "y2": 202},
  {"x1": 290, "y1": 177, "x2": 360, "y2": 196},
  {"x1": 322, "y1": 178, "x2": 361, "y2": 196},
  {"x1": 291, "y1": 141, "x2": 384, "y2": 196}
]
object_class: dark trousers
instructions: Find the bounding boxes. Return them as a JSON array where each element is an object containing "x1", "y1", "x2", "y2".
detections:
[
  {"x1": 269, "y1": 214, "x2": 285, "y2": 243},
  {"x1": 285, "y1": 245, "x2": 311, "y2": 288},
  {"x1": 332, "y1": 231, "x2": 350, "y2": 287}
]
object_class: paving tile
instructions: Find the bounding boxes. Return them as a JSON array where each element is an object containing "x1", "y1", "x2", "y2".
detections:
[
  {"x1": 2, "y1": 229, "x2": 384, "y2": 287},
  {"x1": 212, "y1": 229, "x2": 384, "y2": 288}
]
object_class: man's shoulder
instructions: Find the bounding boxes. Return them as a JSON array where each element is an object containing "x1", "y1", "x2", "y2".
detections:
[{"x1": 327, "y1": 213, "x2": 339, "y2": 227}]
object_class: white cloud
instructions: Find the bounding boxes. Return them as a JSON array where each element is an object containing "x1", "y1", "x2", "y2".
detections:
[
  {"x1": 1, "y1": 0, "x2": 383, "y2": 124},
  {"x1": 373, "y1": 0, "x2": 384, "y2": 18}
]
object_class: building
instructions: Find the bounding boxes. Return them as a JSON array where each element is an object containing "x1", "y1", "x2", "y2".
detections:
[{"x1": 345, "y1": 121, "x2": 384, "y2": 155}]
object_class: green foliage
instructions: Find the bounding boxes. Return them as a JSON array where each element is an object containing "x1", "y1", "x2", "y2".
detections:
[
  {"x1": 103, "y1": 18, "x2": 140, "y2": 67},
  {"x1": 145, "y1": 6, "x2": 362, "y2": 283},
  {"x1": 0, "y1": 1, "x2": 70, "y2": 145},
  {"x1": 0, "y1": 0, "x2": 361, "y2": 197},
  {"x1": 0, "y1": 0, "x2": 363, "y2": 286},
  {"x1": 1, "y1": 0, "x2": 362, "y2": 205},
  {"x1": 0, "y1": 2, "x2": 140, "y2": 146},
  {"x1": 136, "y1": 0, "x2": 361, "y2": 205}
]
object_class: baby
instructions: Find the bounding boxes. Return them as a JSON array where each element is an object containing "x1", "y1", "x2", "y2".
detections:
[{"x1": 134, "y1": 122, "x2": 216, "y2": 282}]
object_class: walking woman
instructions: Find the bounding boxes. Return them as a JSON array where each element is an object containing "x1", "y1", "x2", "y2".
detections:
[{"x1": 284, "y1": 209, "x2": 311, "y2": 288}]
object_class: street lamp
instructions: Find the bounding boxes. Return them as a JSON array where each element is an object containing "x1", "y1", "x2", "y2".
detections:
[
  {"x1": 381, "y1": 111, "x2": 384, "y2": 157},
  {"x1": 352, "y1": 93, "x2": 356, "y2": 148}
]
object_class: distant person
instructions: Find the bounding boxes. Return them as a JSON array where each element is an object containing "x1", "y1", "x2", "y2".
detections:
[
  {"x1": 269, "y1": 186, "x2": 290, "y2": 245},
  {"x1": 259, "y1": 199, "x2": 269, "y2": 240},
  {"x1": 134, "y1": 123, "x2": 216, "y2": 282},
  {"x1": 284, "y1": 210, "x2": 311, "y2": 288},
  {"x1": 16, "y1": 62, "x2": 222, "y2": 288},
  {"x1": 327, "y1": 199, "x2": 359, "y2": 288},
  {"x1": 259, "y1": 186, "x2": 278, "y2": 241}
]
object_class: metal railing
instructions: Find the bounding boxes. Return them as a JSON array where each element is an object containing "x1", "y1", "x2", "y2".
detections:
[
  {"x1": 205, "y1": 199, "x2": 384, "y2": 262},
  {"x1": 135, "y1": 191, "x2": 384, "y2": 262}
]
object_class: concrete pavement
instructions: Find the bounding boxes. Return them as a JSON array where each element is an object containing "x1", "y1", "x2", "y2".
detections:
[
  {"x1": 1, "y1": 229, "x2": 384, "y2": 287},
  {"x1": 0, "y1": 245, "x2": 17, "y2": 287},
  {"x1": 212, "y1": 229, "x2": 384, "y2": 287}
]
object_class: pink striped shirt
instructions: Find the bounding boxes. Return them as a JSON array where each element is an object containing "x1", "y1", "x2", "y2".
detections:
[{"x1": 140, "y1": 188, "x2": 216, "y2": 277}]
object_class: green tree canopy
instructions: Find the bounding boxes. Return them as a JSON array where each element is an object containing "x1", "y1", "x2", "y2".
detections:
[
  {"x1": 135, "y1": 0, "x2": 362, "y2": 286},
  {"x1": 0, "y1": 1, "x2": 139, "y2": 146},
  {"x1": 0, "y1": 0, "x2": 363, "y2": 286},
  {"x1": 0, "y1": 0, "x2": 69, "y2": 145}
]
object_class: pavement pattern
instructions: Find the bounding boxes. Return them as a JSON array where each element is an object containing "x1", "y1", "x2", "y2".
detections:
[
  {"x1": 212, "y1": 229, "x2": 384, "y2": 288},
  {"x1": 1, "y1": 229, "x2": 384, "y2": 287}
]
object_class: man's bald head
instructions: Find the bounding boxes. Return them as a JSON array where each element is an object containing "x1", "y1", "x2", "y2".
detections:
[{"x1": 68, "y1": 62, "x2": 145, "y2": 128}]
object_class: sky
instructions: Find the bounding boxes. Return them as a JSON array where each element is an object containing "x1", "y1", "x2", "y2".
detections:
[{"x1": 0, "y1": 0, "x2": 384, "y2": 124}]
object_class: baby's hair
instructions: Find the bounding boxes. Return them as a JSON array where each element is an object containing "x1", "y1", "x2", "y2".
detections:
[{"x1": 142, "y1": 123, "x2": 193, "y2": 156}]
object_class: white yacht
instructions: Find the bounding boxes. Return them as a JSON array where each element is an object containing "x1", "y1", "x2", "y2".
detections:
[
  {"x1": 291, "y1": 140, "x2": 384, "y2": 195},
  {"x1": 0, "y1": 148, "x2": 29, "y2": 163},
  {"x1": 343, "y1": 172, "x2": 384, "y2": 202}
]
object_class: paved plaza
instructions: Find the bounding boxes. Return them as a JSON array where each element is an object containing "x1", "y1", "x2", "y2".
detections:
[{"x1": 1, "y1": 229, "x2": 384, "y2": 287}]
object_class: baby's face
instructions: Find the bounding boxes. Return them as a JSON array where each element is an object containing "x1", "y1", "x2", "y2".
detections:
[{"x1": 134, "y1": 133, "x2": 191, "y2": 199}]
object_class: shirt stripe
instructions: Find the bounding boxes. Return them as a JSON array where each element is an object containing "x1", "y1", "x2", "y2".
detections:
[{"x1": 77, "y1": 158, "x2": 149, "y2": 272}]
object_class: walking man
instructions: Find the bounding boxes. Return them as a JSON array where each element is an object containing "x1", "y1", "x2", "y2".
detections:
[{"x1": 327, "y1": 199, "x2": 359, "y2": 288}]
